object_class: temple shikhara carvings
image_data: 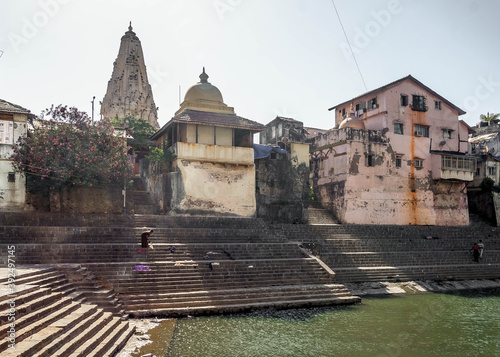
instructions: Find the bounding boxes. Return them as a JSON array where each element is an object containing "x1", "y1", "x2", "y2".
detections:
[{"x1": 101, "y1": 23, "x2": 159, "y2": 129}]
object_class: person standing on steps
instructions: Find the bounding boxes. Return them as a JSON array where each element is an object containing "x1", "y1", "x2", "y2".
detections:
[
  {"x1": 478, "y1": 240, "x2": 485, "y2": 259},
  {"x1": 141, "y1": 229, "x2": 154, "y2": 249},
  {"x1": 470, "y1": 242, "x2": 480, "y2": 263}
]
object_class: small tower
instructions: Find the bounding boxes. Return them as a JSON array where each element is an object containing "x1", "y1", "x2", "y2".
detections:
[{"x1": 101, "y1": 22, "x2": 159, "y2": 128}]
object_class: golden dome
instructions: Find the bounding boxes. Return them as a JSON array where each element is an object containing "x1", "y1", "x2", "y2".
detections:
[{"x1": 175, "y1": 68, "x2": 234, "y2": 115}]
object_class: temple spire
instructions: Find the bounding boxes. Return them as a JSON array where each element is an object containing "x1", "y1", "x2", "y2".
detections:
[{"x1": 101, "y1": 24, "x2": 159, "y2": 128}]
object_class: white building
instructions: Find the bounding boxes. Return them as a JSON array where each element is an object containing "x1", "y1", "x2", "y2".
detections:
[{"x1": 0, "y1": 99, "x2": 29, "y2": 211}]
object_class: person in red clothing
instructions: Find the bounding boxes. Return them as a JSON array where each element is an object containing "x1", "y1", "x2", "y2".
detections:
[{"x1": 470, "y1": 242, "x2": 480, "y2": 263}]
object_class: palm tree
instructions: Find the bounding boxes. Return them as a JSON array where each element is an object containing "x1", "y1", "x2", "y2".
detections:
[{"x1": 480, "y1": 112, "x2": 500, "y2": 122}]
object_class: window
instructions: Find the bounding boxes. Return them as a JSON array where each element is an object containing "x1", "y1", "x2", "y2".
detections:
[
  {"x1": 271, "y1": 126, "x2": 276, "y2": 139},
  {"x1": 488, "y1": 166, "x2": 496, "y2": 176},
  {"x1": 355, "y1": 101, "x2": 366, "y2": 115},
  {"x1": 278, "y1": 123, "x2": 283, "y2": 137},
  {"x1": 443, "y1": 129, "x2": 453, "y2": 139},
  {"x1": 441, "y1": 156, "x2": 475, "y2": 172},
  {"x1": 435, "y1": 100, "x2": 442, "y2": 110},
  {"x1": 414, "y1": 124, "x2": 429, "y2": 137},
  {"x1": 0, "y1": 120, "x2": 14, "y2": 144},
  {"x1": 400, "y1": 94, "x2": 408, "y2": 107},
  {"x1": 411, "y1": 95, "x2": 427, "y2": 112},
  {"x1": 342, "y1": 108, "x2": 346, "y2": 117},
  {"x1": 368, "y1": 97, "x2": 378, "y2": 110},
  {"x1": 366, "y1": 154, "x2": 376, "y2": 167},
  {"x1": 396, "y1": 155, "x2": 402, "y2": 168},
  {"x1": 8, "y1": 172, "x2": 15, "y2": 183},
  {"x1": 414, "y1": 158, "x2": 423, "y2": 168},
  {"x1": 394, "y1": 123, "x2": 404, "y2": 135}
]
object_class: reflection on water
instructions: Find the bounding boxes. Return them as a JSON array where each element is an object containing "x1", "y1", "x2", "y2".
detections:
[{"x1": 145, "y1": 292, "x2": 500, "y2": 357}]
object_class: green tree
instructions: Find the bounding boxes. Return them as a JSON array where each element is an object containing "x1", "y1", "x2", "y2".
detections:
[
  {"x1": 480, "y1": 112, "x2": 500, "y2": 122},
  {"x1": 111, "y1": 114, "x2": 156, "y2": 145},
  {"x1": 12, "y1": 104, "x2": 132, "y2": 191}
]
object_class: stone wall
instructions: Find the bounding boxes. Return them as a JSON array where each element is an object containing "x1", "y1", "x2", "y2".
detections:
[
  {"x1": 140, "y1": 159, "x2": 170, "y2": 213},
  {"x1": 255, "y1": 146, "x2": 310, "y2": 223},
  {"x1": 468, "y1": 189, "x2": 498, "y2": 226},
  {"x1": 25, "y1": 186, "x2": 124, "y2": 213}
]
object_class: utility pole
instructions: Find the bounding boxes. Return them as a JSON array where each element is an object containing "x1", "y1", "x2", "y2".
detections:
[{"x1": 91, "y1": 96, "x2": 95, "y2": 123}]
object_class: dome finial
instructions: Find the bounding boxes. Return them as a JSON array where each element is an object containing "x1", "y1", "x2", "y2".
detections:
[
  {"x1": 128, "y1": 21, "x2": 133, "y2": 32},
  {"x1": 199, "y1": 67, "x2": 209, "y2": 83}
]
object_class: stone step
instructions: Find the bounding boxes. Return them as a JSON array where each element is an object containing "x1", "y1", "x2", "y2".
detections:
[
  {"x1": 85, "y1": 320, "x2": 132, "y2": 357},
  {"x1": 122, "y1": 285, "x2": 352, "y2": 309},
  {"x1": 31, "y1": 308, "x2": 104, "y2": 357},
  {"x1": 0, "y1": 268, "x2": 57, "y2": 285},
  {"x1": 1, "y1": 303, "x2": 98, "y2": 357},
  {"x1": 0, "y1": 296, "x2": 75, "y2": 342},
  {"x1": 124, "y1": 290, "x2": 356, "y2": 311},
  {"x1": 69, "y1": 315, "x2": 123, "y2": 356},
  {"x1": 93, "y1": 323, "x2": 135, "y2": 357},
  {"x1": 49, "y1": 310, "x2": 114, "y2": 357},
  {"x1": 0, "y1": 288, "x2": 56, "y2": 325},
  {"x1": 129, "y1": 295, "x2": 361, "y2": 317}
]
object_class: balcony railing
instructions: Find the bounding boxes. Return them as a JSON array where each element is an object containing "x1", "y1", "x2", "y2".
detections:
[{"x1": 410, "y1": 103, "x2": 428, "y2": 112}]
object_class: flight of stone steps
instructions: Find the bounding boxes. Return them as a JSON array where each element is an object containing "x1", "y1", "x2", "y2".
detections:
[
  {"x1": 0, "y1": 213, "x2": 361, "y2": 320},
  {"x1": 131, "y1": 177, "x2": 159, "y2": 215},
  {"x1": 0, "y1": 267, "x2": 134, "y2": 356},
  {"x1": 271, "y1": 223, "x2": 500, "y2": 283},
  {"x1": 307, "y1": 206, "x2": 340, "y2": 225}
]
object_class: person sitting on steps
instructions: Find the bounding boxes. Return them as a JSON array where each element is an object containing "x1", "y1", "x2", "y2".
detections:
[{"x1": 141, "y1": 229, "x2": 154, "y2": 249}]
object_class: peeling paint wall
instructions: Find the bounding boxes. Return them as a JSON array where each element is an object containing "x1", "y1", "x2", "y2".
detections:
[
  {"x1": 312, "y1": 127, "x2": 469, "y2": 225},
  {"x1": 175, "y1": 160, "x2": 256, "y2": 216}
]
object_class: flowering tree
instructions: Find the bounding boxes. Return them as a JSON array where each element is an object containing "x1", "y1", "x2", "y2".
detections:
[{"x1": 12, "y1": 105, "x2": 132, "y2": 191}]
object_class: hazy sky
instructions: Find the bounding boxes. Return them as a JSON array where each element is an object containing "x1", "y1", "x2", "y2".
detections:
[{"x1": 1, "y1": 0, "x2": 499, "y2": 130}]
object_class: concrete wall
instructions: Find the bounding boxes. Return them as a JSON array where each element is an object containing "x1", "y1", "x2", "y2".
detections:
[{"x1": 173, "y1": 159, "x2": 256, "y2": 216}]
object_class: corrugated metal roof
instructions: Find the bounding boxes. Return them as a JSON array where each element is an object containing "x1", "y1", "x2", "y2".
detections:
[{"x1": 469, "y1": 132, "x2": 498, "y2": 143}]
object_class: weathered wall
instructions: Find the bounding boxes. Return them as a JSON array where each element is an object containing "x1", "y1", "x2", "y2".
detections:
[
  {"x1": 173, "y1": 160, "x2": 256, "y2": 216},
  {"x1": 140, "y1": 159, "x2": 169, "y2": 213},
  {"x1": 256, "y1": 143, "x2": 310, "y2": 223},
  {"x1": 468, "y1": 190, "x2": 498, "y2": 226},
  {"x1": 312, "y1": 127, "x2": 469, "y2": 225},
  {"x1": 25, "y1": 186, "x2": 123, "y2": 213}
]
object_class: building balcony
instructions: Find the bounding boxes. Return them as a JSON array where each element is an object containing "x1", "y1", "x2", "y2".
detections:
[
  {"x1": 171, "y1": 142, "x2": 254, "y2": 166},
  {"x1": 431, "y1": 154, "x2": 475, "y2": 181}
]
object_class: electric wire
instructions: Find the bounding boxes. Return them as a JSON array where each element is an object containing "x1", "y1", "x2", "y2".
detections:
[{"x1": 330, "y1": 0, "x2": 368, "y2": 92}]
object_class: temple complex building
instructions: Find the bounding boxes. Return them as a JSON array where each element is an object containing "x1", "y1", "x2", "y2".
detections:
[
  {"x1": 149, "y1": 68, "x2": 264, "y2": 216},
  {"x1": 101, "y1": 23, "x2": 159, "y2": 129}
]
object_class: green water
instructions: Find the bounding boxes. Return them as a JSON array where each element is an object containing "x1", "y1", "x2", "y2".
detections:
[{"x1": 147, "y1": 293, "x2": 500, "y2": 357}]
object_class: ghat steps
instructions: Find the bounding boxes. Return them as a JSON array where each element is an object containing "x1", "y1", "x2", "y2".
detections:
[
  {"x1": 271, "y1": 221, "x2": 500, "y2": 283},
  {"x1": 0, "y1": 267, "x2": 133, "y2": 356},
  {"x1": 0, "y1": 213, "x2": 361, "y2": 320}
]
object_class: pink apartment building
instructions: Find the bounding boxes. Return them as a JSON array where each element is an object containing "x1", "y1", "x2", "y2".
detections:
[{"x1": 311, "y1": 75, "x2": 475, "y2": 226}]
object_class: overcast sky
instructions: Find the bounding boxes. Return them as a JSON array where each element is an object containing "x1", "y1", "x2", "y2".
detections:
[{"x1": 1, "y1": 0, "x2": 499, "y2": 130}]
